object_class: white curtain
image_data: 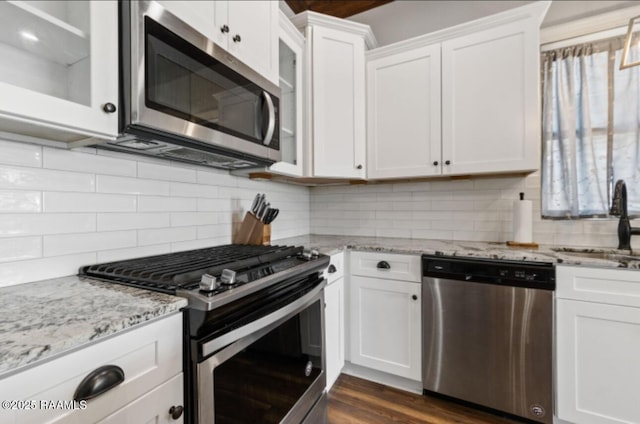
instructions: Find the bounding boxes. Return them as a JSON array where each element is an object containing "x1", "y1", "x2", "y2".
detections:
[{"x1": 542, "y1": 38, "x2": 640, "y2": 218}]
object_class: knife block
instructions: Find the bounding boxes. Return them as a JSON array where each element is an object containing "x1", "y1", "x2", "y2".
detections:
[{"x1": 234, "y1": 212, "x2": 271, "y2": 245}]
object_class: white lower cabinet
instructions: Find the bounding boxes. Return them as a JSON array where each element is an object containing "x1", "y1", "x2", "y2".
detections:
[
  {"x1": 324, "y1": 252, "x2": 345, "y2": 391},
  {"x1": 0, "y1": 313, "x2": 183, "y2": 424},
  {"x1": 97, "y1": 374, "x2": 184, "y2": 424},
  {"x1": 349, "y1": 274, "x2": 421, "y2": 381},
  {"x1": 556, "y1": 265, "x2": 640, "y2": 424}
]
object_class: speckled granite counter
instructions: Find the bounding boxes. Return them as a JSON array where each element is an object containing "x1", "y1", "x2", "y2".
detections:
[
  {"x1": 274, "y1": 234, "x2": 640, "y2": 269},
  {"x1": 0, "y1": 276, "x2": 187, "y2": 376}
]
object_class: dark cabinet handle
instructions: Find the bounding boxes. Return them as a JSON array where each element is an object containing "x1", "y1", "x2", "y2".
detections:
[
  {"x1": 169, "y1": 405, "x2": 184, "y2": 420},
  {"x1": 356, "y1": 164, "x2": 363, "y2": 170},
  {"x1": 412, "y1": 295, "x2": 418, "y2": 301},
  {"x1": 328, "y1": 264, "x2": 337, "y2": 274},
  {"x1": 233, "y1": 34, "x2": 241, "y2": 43},
  {"x1": 102, "y1": 103, "x2": 116, "y2": 113},
  {"x1": 376, "y1": 261, "x2": 391, "y2": 270},
  {"x1": 73, "y1": 365, "x2": 125, "y2": 402},
  {"x1": 433, "y1": 161, "x2": 438, "y2": 166},
  {"x1": 220, "y1": 24, "x2": 229, "y2": 33},
  {"x1": 445, "y1": 160, "x2": 451, "y2": 165}
]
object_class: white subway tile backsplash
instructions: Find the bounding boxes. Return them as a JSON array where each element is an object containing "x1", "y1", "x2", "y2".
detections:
[
  {"x1": 97, "y1": 175, "x2": 170, "y2": 196},
  {"x1": 0, "y1": 214, "x2": 95, "y2": 237},
  {"x1": 138, "y1": 196, "x2": 197, "y2": 212},
  {"x1": 169, "y1": 181, "x2": 219, "y2": 198},
  {"x1": 138, "y1": 227, "x2": 197, "y2": 246},
  {"x1": 0, "y1": 190, "x2": 41, "y2": 212},
  {"x1": 0, "y1": 140, "x2": 42, "y2": 167},
  {"x1": 44, "y1": 231, "x2": 137, "y2": 256},
  {"x1": 310, "y1": 173, "x2": 620, "y2": 247},
  {"x1": 98, "y1": 213, "x2": 170, "y2": 231},
  {"x1": 0, "y1": 237, "x2": 41, "y2": 263},
  {"x1": 171, "y1": 212, "x2": 218, "y2": 227},
  {"x1": 138, "y1": 162, "x2": 196, "y2": 183},
  {"x1": 44, "y1": 192, "x2": 137, "y2": 212},
  {"x1": 0, "y1": 141, "x2": 310, "y2": 287},
  {"x1": 0, "y1": 253, "x2": 96, "y2": 287},
  {"x1": 43, "y1": 147, "x2": 137, "y2": 176},
  {"x1": 97, "y1": 244, "x2": 171, "y2": 262},
  {"x1": 0, "y1": 166, "x2": 95, "y2": 192}
]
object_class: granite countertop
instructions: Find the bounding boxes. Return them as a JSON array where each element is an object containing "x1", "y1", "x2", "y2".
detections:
[
  {"x1": 0, "y1": 276, "x2": 187, "y2": 377},
  {"x1": 274, "y1": 234, "x2": 640, "y2": 269}
]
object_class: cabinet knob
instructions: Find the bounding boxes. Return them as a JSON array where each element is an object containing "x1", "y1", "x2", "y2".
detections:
[
  {"x1": 220, "y1": 24, "x2": 229, "y2": 33},
  {"x1": 433, "y1": 161, "x2": 439, "y2": 166},
  {"x1": 233, "y1": 34, "x2": 242, "y2": 43},
  {"x1": 102, "y1": 103, "x2": 117, "y2": 114},
  {"x1": 328, "y1": 264, "x2": 337, "y2": 274},
  {"x1": 169, "y1": 405, "x2": 184, "y2": 420},
  {"x1": 356, "y1": 164, "x2": 363, "y2": 170},
  {"x1": 445, "y1": 160, "x2": 451, "y2": 165},
  {"x1": 376, "y1": 261, "x2": 391, "y2": 270},
  {"x1": 412, "y1": 295, "x2": 418, "y2": 301}
]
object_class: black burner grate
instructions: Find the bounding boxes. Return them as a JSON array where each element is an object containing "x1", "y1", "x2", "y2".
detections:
[{"x1": 79, "y1": 244, "x2": 303, "y2": 293}]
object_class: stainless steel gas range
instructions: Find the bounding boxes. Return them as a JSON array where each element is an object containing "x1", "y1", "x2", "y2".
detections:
[{"x1": 80, "y1": 244, "x2": 329, "y2": 424}]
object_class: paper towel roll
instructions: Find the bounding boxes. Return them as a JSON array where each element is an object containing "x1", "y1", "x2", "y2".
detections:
[{"x1": 513, "y1": 193, "x2": 533, "y2": 243}]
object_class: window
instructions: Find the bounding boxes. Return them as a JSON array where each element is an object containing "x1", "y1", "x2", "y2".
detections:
[{"x1": 541, "y1": 36, "x2": 640, "y2": 218}]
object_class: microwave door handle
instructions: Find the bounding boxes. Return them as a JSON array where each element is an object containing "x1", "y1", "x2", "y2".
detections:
[{"x1": 262, "y1": 91, "x2": 276, "y2": 146}]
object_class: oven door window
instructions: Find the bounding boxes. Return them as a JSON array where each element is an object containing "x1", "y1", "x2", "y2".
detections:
[
  {"x1": 144, "y1": 17, "x2": 278, "y2": 145},
  {"x1": 211, "y1": 299, "x2": 323, "y2": 423}
]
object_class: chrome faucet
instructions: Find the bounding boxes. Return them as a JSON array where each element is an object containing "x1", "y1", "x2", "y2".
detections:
[{"x1": 610, "y1": 179, "x2": 640, "y2": 250}]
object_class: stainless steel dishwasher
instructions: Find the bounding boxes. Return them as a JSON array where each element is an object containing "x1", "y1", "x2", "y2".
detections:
[{"x1": 422, "y1": 255, "x2": 555, "y2": 424}]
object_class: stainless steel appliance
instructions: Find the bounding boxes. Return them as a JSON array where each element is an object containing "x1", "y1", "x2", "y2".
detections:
[
  {"x1": 108, "y1": 0, "x2": 281, "y2": 170},
  {"x1": 81, "y1": 244, "x2": 329, "y2": 424},
  {"x1": 422, "y1": 255, "x2": 554, "y2": 423}
]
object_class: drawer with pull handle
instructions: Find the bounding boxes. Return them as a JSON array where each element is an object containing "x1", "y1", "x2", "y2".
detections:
[
  {"x1": 350, "y1": 251, "x2": 421, "y2": 282},
  {"x1": 0, "y1": 313, "x2": 182, "y2": 424}
]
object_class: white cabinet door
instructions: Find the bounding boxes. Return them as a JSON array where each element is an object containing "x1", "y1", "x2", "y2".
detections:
[
  {"x1": 0, "y1": 1, "x2": 118, "y2": 140},
  {"x1": 311, "y1": 26, "x2": 366, "y2": 179},
  {"x1": 556, "y1": 299, "x2": 640, "y2": 424},
  {"x1": 214, "y1": 1, "x2": 279, "y2": 85},
  {"x1": 441, "y1": 19, "x2": 539, "y2": 175},
  {"x1": 97, "y1": 374, "x2": 184, "y2": 424},
  {"x1": 367, "y1": 45, "x2": 442, "y2": 179},
  {"x1": 350, "y1": 275, "x2": 421, "y2": 380},
  {"x1": 156, "y1": 1, "x2": 215, "y2": 39},
  {"x1": 325, "y1": 277, "x2": 345, "y2": 390},
  {"x1": 270, "y1": 12, "x2": 304, "y2": 177}
]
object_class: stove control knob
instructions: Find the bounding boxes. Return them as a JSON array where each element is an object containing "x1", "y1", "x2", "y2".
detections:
[
  {"x1": 310, "y1": 249, "x2": 320, "y2": 258},
  {"x1": 220, "y1": 269, "x2": 237, "y2": 285},
  {"x1": 300, "y1": 249, "x2": 320, "y2": 261},
  {"x1": 200, "y1": 274, "x2": 219, "y2": 292}
]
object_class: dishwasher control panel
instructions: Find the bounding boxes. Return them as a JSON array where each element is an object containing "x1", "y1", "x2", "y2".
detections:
[{"x1": 422, "y1": 255, "x2": 555, "y2": 290}]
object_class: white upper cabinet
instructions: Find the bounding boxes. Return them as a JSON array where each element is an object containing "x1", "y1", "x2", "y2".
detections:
[
  {"x1": 0, "y1": 1, "x2": 118, "y2": 141},
  {"x1": 292, "y1": 12, "x2": 376, "y2": 179},
  {"x1": 365, "y1": 1, "x2": 549, "y2": 180},
  {"x1": 367, "y1": 44, "x2": 442, "y2": 179},
  {"x1": 441, "y1": 19, "x2": 540, "y2": 175},
  {"x1": 214, "y1": 1, "x2": 279, "y2": 85},
  {"x1": 269, "y1": 11, "x2": 305, "y2": 177},
  {"x1": 156, "y1": 0, "x2": 215, "y2": 39}
]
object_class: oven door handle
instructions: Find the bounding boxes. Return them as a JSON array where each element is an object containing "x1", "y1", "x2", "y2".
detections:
[
  {"x1": 262, "y1": 91, "x2": 276, "y2": 146},
  {"x1": 201, "y1": 279, "x2": 325, "y2": 358}
]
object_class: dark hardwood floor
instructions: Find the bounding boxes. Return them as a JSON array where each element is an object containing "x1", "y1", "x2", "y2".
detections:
[{"x1": 327, "y1": 374, "x2": 522, "y2": 424}]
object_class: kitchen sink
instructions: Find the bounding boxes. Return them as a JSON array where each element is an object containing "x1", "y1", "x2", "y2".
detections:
[{"x1": 550, "y1": 248, "x2": 640, "y2": 262}]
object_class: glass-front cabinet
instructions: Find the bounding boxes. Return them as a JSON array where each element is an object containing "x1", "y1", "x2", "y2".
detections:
[
  {"x1": 0, "y1": 1, "x2": 118, "y2": 141},
  {"x1": 269, "y1": 11, "x2": 304, "y2": 177}
]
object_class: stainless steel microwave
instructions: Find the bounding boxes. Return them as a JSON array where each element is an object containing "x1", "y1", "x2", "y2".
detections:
[{"x1": 106, "y1": 0, "x2": 281, "y2": 169}]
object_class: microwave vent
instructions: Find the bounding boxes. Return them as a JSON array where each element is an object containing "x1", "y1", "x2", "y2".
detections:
[{"x1": 160, "y1": 148, "x2": 258, "y2": 169}]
